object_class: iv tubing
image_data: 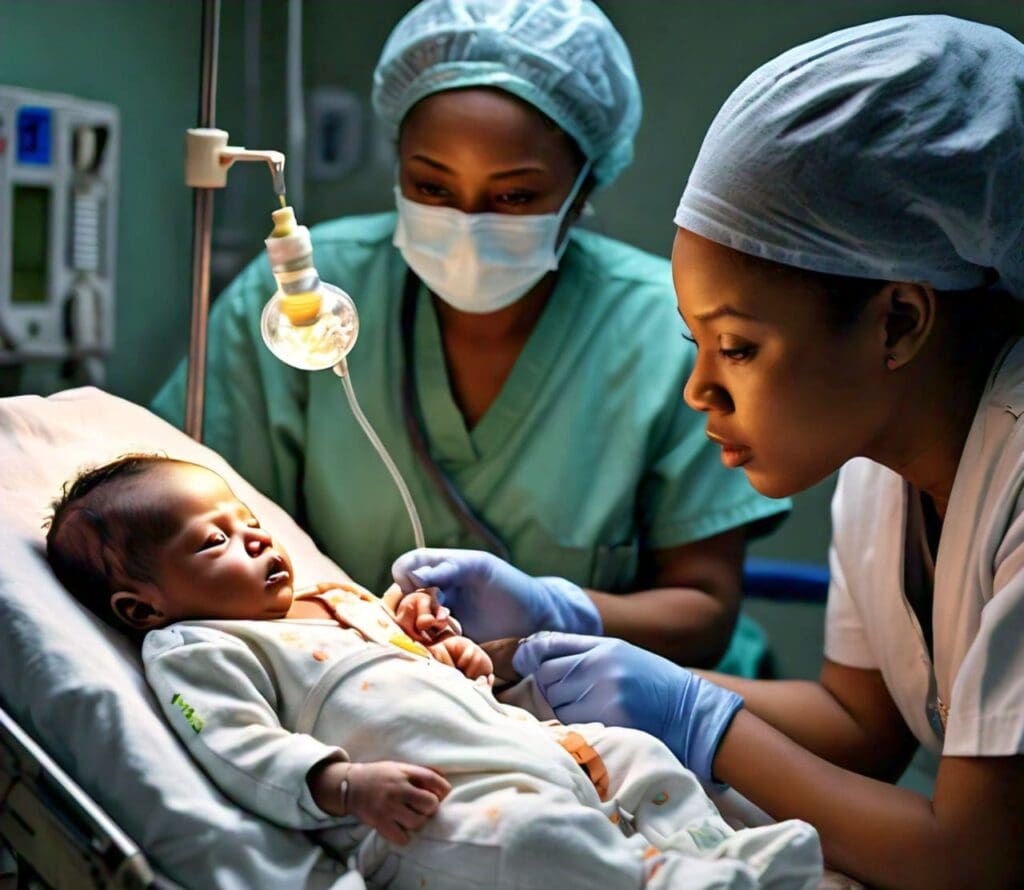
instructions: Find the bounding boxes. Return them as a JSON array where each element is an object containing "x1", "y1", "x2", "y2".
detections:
[{"x1": 333, "y1": 360, "x2": 425, "y2": 549}]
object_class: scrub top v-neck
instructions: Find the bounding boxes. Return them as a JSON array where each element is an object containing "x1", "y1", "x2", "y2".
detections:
[{"x1": 414, "y1": 264, "x2": 580, "y2": 465}]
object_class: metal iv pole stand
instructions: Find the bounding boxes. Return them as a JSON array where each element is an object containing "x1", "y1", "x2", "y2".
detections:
[{"x1": 184, "y1": 0, "x2": 220, "y2": 442}]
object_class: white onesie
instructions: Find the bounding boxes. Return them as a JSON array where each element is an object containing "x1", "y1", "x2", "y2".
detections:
[{"x1": 143, "y1": 588, "x2": 821, "y2": 889}]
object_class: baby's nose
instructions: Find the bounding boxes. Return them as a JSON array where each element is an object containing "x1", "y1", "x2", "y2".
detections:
[{"x1": 246, "y1": 528, "x2": 272, "y2": 555}]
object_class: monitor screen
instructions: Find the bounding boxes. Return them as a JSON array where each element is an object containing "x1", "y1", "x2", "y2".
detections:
[{"x1": 12, "y1": 185, "x2": 49, "y2": 304}]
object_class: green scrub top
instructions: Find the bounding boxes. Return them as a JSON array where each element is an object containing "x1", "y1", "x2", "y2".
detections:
[{"x1": 152, "y1": 213, "x2": 788, "y2": 675}]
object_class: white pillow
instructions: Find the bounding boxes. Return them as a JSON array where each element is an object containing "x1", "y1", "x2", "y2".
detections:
[{"x1": 0, "y1": 387, "x2": 363, "y2": 890}]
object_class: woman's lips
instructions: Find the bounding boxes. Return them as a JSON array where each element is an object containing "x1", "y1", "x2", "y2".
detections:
[
  {"x1": 707, "y1": 432, "x2": 752, "y2": 469},
  {"x1": 719, "y1": 444, "x2": 752, "y2": 469}
]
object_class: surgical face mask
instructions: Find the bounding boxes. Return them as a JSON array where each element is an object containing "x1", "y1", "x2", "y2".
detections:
[{"x1": 393, "y1": 161, "x2": 591, "y2": 314}]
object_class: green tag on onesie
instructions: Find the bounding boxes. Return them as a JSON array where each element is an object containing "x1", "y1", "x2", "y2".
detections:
[{"x1": 170, "y1": 693, "x2": 205, "y2": 734}]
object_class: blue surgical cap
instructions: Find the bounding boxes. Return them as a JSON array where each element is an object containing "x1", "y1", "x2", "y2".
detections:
[
  {"x1": 675, "y1": 16, "x2": 1024, "y2": 298},
  {"x1": 372, "y1": 0, "x2": 641, "y2": 186}
]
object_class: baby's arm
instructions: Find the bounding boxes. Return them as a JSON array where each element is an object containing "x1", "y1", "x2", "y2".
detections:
[{"x1": 142, "y1": 625, "x2": 450, "y2": 838}]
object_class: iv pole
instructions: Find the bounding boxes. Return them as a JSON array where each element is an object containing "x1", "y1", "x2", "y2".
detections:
[
  {"x1": 184, "y1": 0, "x2": 220, "y2": 441},
  {"x1": 183, "y1": 0, "x2": 285, "y2": 441}
]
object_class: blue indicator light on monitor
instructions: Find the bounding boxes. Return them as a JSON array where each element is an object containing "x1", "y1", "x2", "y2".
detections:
[{"x1": 17, "y1": 107, "x2": 52, "y2": 166}]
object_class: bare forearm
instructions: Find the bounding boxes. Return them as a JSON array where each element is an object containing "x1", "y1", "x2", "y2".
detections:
[
  {"x1": 588, "y1": 586, "x2": 733, "y2": 667},
  {"x1": 695, "y1": 668, "x2": 914, "y2": 779},
  {"x1": 692, "y1": 672, "x2": 869, "y2": 770},
  {"x1": 715, "y1": 711, "x2": 975, "y2": 889},
  {"x1": 593, "y1": 530, "x2": 747, "y2": 666}
]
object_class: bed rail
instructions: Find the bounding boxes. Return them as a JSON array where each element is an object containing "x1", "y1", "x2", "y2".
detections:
[
  {"x1": 743, "y1": 557, "x2": 829, "y2": 604},
  {"x1": 0, "y1": 701, "x2": 181, "y2": 889}
]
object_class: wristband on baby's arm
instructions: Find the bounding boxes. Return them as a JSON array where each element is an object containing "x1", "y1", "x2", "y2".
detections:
[
  {"x1": 336, "y1": 761, "x2": 355, "y2": 816},
  {"x1": 339, "y1": 776, "x2": 350, "y2": 816}
]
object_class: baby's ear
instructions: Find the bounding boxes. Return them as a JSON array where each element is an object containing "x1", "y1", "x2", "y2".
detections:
[{"x1": 110, "y1": 591, "x2": 165, "y2": 630}]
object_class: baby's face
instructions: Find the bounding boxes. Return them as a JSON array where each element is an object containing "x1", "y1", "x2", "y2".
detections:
[{"x1": 149, "y1": 464, "x2": 294, "y2": 623}]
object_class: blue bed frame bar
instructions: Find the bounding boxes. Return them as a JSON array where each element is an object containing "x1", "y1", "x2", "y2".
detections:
[{"x1": 743, "y1": 557, "x2": 830, "y2": 604}]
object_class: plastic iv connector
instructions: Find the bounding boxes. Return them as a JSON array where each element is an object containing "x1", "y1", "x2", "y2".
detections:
[{"x1": 261, "y1": 207, "x2": 425, "y2": 549}]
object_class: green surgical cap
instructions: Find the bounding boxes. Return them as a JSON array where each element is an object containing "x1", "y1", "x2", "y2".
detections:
[{"x1": 372, "y1": 0, "x2": 641, "y2": 186}]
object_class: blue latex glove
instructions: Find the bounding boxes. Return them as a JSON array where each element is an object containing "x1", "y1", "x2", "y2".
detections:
[
  {"x1": 391, "y1": 549, "x2": 603, "y2": 643},
  {"x1": 513, "y1": 633, "x2": 743, "y2": 786}
]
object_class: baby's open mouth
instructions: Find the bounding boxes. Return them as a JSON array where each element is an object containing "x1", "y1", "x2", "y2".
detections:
[{"x1": 265, "y1": 555, "x2": 290, "y2": 587}]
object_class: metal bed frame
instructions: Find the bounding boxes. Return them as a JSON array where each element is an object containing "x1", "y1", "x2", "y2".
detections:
[{"x1": 0, "y1": 701, "x2": 181, "y2": 890}]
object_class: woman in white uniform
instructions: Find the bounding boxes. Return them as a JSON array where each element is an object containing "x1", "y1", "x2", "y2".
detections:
[{"x1": 433, "y1": 15, "x2": 1024, "y2": 888}]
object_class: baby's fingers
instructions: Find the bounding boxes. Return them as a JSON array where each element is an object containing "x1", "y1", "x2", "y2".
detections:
[
  {"x1": 376, "y1": 820, "x2": 411, "y2": 846},
  {"x1": 416, "y1": 610, "x2": 450, "y2": 633},
  {"x1": 407, "y1": 765, "x2": 452, "y2": 800},
  {"x1": 458, "y1": 646, "x2": 493, "y2": 678},
  {"x1": 402, "y1": 785, "x2": 444, "y2": 818},
  {"x1": 382, "y1": 790, "x2": 443, "y2": 842},
  {"x1": 395, "y1": 596, "x2": 420, "y2": 624},
  {"x1": 428, "y1": 641, "x2": 456, "y2": 667}
]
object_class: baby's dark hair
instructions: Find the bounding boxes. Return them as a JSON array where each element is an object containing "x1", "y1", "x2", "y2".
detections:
[{"x1": 46, "y1": 454, "x2": 185, "y2": 632}]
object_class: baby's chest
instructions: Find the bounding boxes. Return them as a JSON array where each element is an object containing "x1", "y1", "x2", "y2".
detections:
[
  {"x1": 290, "y1": 589, "x2": 433, "y2": 657},
  {"x1": 271, "y1": 623, "x2": 368, "y2": 670}
]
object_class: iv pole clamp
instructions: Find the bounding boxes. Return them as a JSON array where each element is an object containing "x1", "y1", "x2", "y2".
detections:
[{"x1": 185, "y1": 130, "x2": 286, "y2": 196}]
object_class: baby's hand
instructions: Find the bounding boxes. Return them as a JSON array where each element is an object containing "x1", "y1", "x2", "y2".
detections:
[
  {"x1": 432, "y1": 635, "x2": 494, "y2": 682},
  {"x1": 395, "y1": 589, "x2": 453, "y2": 643},
  {"x1": 385, "y1": 586, "x2": 488, "y2": 680},
  {"x1": 345, "y1": 761, "x2": 451, "y2": 846}
]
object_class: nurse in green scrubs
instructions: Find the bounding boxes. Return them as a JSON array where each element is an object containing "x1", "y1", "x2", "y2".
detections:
[{"x1": 152, "y1": 0, "x2": 787, "y2": 673}]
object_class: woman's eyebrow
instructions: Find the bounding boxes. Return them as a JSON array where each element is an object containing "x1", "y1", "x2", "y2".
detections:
[
  {"x1": 488, "y1": 166, "x2": 547, "y2": 180},
  {"x1": 408, "y1": 153, "x2": 547, "y2": 180},
  {"x1": 694, "y1": 304, "x2": 759, "y2": 322},
  {"x1": 408, "y1": 154, "x2": 453, "y2": 173}
]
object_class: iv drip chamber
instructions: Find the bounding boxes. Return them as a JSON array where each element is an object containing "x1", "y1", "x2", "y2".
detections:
[{"x1": 261, "y1": 206, "x2": 358, "y2": 370}]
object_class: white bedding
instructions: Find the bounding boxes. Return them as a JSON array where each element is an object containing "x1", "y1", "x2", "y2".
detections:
[{"x1": 0, "y1": 387, "x2": 365, "y2": 890}]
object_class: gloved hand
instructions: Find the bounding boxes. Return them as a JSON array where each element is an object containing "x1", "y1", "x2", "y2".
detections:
[
  {"x1": 391, "y1": 549, "x2": 602, "y2": 643},
  {"x1": 512, "y1": 633, "x2": 743, "y2": 787}
]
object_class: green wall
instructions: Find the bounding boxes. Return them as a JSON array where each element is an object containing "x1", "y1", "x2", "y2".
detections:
[
  {"x1": 0, "y1": 0, "x2": 200, "y2": 404},
  {"x1": 3, "y1": 0, "x2": 1022, "y2": 567}
]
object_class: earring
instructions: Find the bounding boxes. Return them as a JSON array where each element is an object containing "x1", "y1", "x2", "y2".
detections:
[{"x1": 886, "y1": 354, "x2": 898, "y2": 370}]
